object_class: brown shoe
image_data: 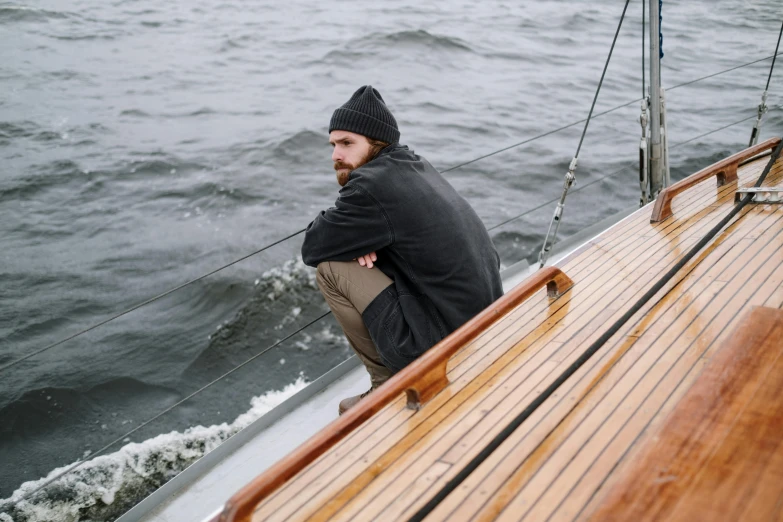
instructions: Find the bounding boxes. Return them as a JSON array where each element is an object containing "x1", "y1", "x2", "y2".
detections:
[{"x1": 338, "y1": 389, "x2": 372, "y2": 415}]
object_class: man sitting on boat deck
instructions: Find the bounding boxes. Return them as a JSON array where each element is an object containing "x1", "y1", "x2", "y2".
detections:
[{"x1": 302, "y1": 85, "x2": 503, "y2": 415}]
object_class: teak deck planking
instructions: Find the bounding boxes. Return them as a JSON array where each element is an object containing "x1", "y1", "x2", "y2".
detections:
[
  {"x1": 586, "y1": 306, "x2": 783, "y2": 522},
  {"x1": 493, "y1": 210, "x2": 783, "y2": 522},
  {"x1": 382, "y1": 172, "x2": 783, "y2": 522},
  {"x1": 429, "y1": 204, "x2": 783, "y2": 522},
  {"x1": 249, "y1": 152, "x2": 783, "y2": 522}
]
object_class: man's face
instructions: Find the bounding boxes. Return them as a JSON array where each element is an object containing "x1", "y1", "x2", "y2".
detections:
[{"x1": 329, "y1": 130, "x2": 373, "y2": 187}]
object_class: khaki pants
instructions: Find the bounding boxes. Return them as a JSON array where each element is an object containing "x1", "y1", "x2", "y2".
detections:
[{"x1": 316, "y1": 261, "x2": 394, "y2": 388}]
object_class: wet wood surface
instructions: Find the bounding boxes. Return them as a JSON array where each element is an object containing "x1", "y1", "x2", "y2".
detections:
[
  {"x1": 243, "y1": 151, "x2": 783, "y2": 522},
  {"x1": 650, "y1": 137, "x2": 780, "y2": 222},
  {"x1": 584, "y1": 306, "x2": 783, "y2": 522}
]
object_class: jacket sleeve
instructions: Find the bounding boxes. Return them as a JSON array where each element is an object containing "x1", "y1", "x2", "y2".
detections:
[{"x1": 301, "y1": 184, "x2": 394, "y2": 267}]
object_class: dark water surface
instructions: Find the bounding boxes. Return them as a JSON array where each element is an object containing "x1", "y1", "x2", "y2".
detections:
[{"x1": 1, "y1": 0, "x2": 782, "y2": 519}]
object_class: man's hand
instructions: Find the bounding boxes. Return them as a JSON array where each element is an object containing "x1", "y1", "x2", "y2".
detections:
[{"x1": 356, "y1": 251, "x2": 377, "y2": 269}]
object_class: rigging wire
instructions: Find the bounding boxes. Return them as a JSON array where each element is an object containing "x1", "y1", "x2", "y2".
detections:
[
  {"x1": 676, "y1": 112, "x2": 764, "y2": 149},
  {"x1": 5, "y1": 55, "x2": 781, "y2": 373},
  {"x1": 407, "y1": 138, "x2": 783, "y2": 522},
  {"x1": 537, "y1": 0, "x2": 632, "y2": 267},
  {"x1": 642, "y1": 0, "x2": 646, "y2": 99},
  {"x1": 438, "y1": 100, "x2": 639, "y2": 175},
  {"x1": 6, "y1": 310, "x2": 332, "y2": 507},
  {"x1": 669, "y1": 52, "x2": 782, "y2": 92},
  {"x1": 576, "y1": 0, "x2": 632, "y2": 159},
  {"x1": 487, "y1": 159, "x2": 637, "y2": 232},
  {"x1": 749, "y1": 21, "x2": 783, "y2": 146},
  {"x1": 765, "y1": 21, "x2": 783, "y2": 92},
  {"x1": 0, "y1": 227, "x2": 307, "y2": 374}
]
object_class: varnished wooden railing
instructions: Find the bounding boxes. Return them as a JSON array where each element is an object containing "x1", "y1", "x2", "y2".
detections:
[
  {"x1": 216, "y1": 266, "x2": 574, "y2": 522},
  {"x1": 650, "y1": 137, "x2": 781, "y2": 223}
]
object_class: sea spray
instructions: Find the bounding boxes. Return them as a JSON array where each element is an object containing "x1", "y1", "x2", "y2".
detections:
[{"x1": 0, "y1": 377, "x2": 308, "y2": 522}]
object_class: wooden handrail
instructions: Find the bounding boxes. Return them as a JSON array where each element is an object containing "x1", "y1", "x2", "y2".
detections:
[
  {"x1": 217, "y1": 266, "x2": 574, "y2": 522},
  {"x1": 650, "y1": 137, "x2": 781, "y2": 223}
]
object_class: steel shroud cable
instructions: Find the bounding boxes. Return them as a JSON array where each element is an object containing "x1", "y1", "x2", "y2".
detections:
[{"x1": 764, "y1": 21, "x2": 783, "y2": 91}]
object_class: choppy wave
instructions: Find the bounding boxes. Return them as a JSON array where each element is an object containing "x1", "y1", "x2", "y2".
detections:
[
  {"x1": 218, "y1": 35, "x2": 257, "y2": 53},
  {"x1": 269, "y1": 129, "x2": 328, "y2": 164},
  {"x1": 491, "y1": 229, "x2": 544, "y2": 265},
  {"x1": 0, "y1": 151, "x2": 208, "y2": 204},
  {"x1": 0, "y1": 377, "x2": 178, "y2": 430},
  {"x1": 189, "y1": 258, "x2": 324, "y2": 375},
  {"x1": 0, "y1": 159, "x2": 83, "y2": 202},
  {"x1": 0, "y1": 121, "x2": 37, "y2": 139},
  {"x1": 364, "y1": 29, "x2": 474, "y2": 52},
  {"x1": 0, "y1": 119, "x2": 107, "y2": 144},
  {"x1": 0, "y1": 5, "x2": 69, "y2": 24},
  {"x1": 121, "y1": 156, "x2": 206, "y2": 178},
  {"x1": 0, "y1": 377, "x2": 308, "y2": 522},
  {"x1": 44, "y1": 31, "x2": 120, "y2": 42},
  {"x1": 152, "y1": 181, "x2": 260, "y2": 204},
  {"x1": 322, "y1": 29, "x2": 474, "y2": 63},
  {"x1": 118, "y1": 109, "x2": 150, "y2": 118},
  {"x1": 119, "y1": 107, "x2": 216, "y2": 119}
]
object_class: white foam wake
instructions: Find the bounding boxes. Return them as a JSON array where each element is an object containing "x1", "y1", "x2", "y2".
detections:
[{"x1": 0, "y1": 377, "x2": 308, "y2": 522}]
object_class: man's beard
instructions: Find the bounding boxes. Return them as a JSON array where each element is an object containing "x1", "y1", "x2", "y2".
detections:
[
  {"x1": 333, "y1": 148, "x2": 379, "y2": 186},
  {"x1": 333, "y1": 160, "x2": 356, "y2": 187}
]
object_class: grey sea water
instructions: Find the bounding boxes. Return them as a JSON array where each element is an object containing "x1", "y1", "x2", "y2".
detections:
[{"x1": 1, "y1": 0, "x2": 782, "y2": 519}]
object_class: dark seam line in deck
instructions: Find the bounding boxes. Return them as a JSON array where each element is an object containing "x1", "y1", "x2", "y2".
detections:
[
  {"x1": 770, "y1": 281, "x2": 783, "y2": 308},
  {"x1": 354, "y1": 201, "x2": 756, "y2": 520},
  {"x1": 562, "y1": 215, "x2": 783, "y2": 522},
  {"x1": 255, "y1": 163, "x2": 780, "y2": 519},
  {"x1": 449, "y1": 205, "x2": 770, "y2": 522}
]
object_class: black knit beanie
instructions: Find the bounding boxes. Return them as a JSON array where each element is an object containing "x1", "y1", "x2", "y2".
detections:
[{"x1": 329, "y1": 85, "x2": 400, "y2": 144}]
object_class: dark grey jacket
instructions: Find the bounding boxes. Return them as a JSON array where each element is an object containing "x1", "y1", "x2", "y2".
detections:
[{"x1": 302, "y1": 144, "x2": 503, "y2": 372}]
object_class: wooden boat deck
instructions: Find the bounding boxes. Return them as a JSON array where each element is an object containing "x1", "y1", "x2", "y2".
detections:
[
  {"x1": 588, "y1": 306, "x2": 783, "y2": 522},
  {"x1": 223, "y1": 140, "x2": 783, "y2": 522}
]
